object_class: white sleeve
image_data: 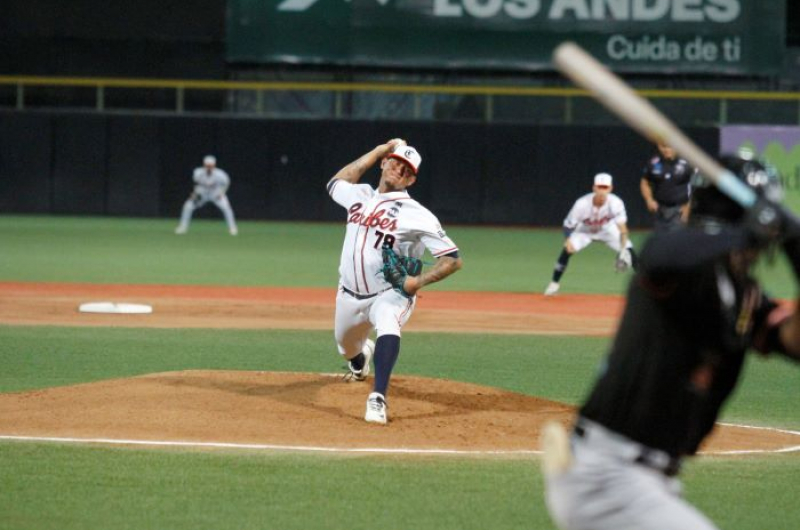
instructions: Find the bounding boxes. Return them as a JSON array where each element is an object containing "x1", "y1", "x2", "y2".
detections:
[
  {"x1": 192, "y1": 168, "x2": 202, "y2": 184},
  {"x1": 326, "y1": 179, "x2": 373, "y2": 209},
  {"x1": 218, "y1": 170, "x2": 230, "y2": 188},
  {"x1": 417, "y1": 211, "x2": 458, "y2": 258},
  {"x1": 563, "y1": 199, "x2": 582, "y2": 229},
  {"x1": 613, "y1": 197, "x2": 628, "y2": 224}
]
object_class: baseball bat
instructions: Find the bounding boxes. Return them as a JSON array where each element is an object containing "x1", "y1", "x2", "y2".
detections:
[{"x1": 552, "y1": 42, "x2": 756, "y2": 210}]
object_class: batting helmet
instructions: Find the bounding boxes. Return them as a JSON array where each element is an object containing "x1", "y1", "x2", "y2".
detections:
[{"x1": 690, "y1": 154, "x2": 783, "y2": 227}]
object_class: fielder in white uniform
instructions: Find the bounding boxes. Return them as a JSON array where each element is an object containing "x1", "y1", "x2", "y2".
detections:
[
  {"x1": 544, "y1": 173, "x2": 637, "y2": 295},
  {"x1": 175, "y1": 155, "x2": 238, "y2": 235},
  {"x1": 327, "y1": 138, "x2": 462, "y2": 424}
]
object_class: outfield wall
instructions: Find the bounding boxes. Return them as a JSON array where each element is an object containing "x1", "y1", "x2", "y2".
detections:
[{"x1": 0, "y1": 110, "x2": 719, "y2": 227}]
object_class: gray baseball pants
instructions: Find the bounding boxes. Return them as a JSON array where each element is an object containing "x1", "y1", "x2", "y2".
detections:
[
  {"x1": 654, "y1": 204, "x2": 685, "y2": 231},
  {"x1": 544, "y1": 419, "x2": 718, "y2": 530},
  {"x1": 178, "y1": 195, "x2": 237, "y2": 233}
]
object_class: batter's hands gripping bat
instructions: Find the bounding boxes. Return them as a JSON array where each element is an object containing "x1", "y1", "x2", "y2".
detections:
[{"x1": 552, "y1": 42, "x2": 757, "y2": 211}]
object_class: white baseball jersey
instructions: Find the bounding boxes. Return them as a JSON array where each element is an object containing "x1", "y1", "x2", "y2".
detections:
[
  {"x1": 193, "y1": 167, "x2": 230, "y2": 200},
  {"x1": 564, "y1": 193, "x2": 628, "y2": 234},
  {"x1": 328, "y1": 179, "x2": 458, "y2": 295}
]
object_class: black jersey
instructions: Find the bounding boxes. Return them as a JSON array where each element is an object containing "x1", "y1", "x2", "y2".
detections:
[
  {"x1": 643, "y1": 155, "x2": 694, "y2": 207},
  {"x1": 579, "y1": 228, "x2": 778, "y2": 457}
]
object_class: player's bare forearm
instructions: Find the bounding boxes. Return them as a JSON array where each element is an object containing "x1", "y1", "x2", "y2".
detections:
[
  {"x1": 618, "y1": 223, "x2": 630, "y2": 250},
  {"x1": 331, "y1": 151, "x2": 379, "y2": 184},
  {"x1": 404, "y1": 255, "x2": 462, "y2": 295},
  {"x1": 330, "y1": 139, "x2": 405, "y2": 184}
]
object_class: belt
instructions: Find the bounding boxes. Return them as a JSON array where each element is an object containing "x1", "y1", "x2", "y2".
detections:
[
  {"x1": 573, "y1": 419, "x2": 682, "y2": 477},
  {"x1": 341, "y1": 286, "x2": 381, "y2": 300}
]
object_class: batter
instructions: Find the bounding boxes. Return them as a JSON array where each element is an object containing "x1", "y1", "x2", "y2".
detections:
[
  {"x1": 543, "y1": 155, "x2": 800, "y2": 530},
  {"x1": 327, "y1": 138, "x2": 462, "y2": 424}
]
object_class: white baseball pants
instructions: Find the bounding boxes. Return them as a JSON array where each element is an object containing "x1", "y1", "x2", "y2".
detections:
[
  {"x1": 178, "y1": 195, "x2": 237, "y2": 233},
  {"x1": 568, "y1": 224, "x2": 633, "y2": 253},
  {"x1": 334, "y1": 287, "x2": 415, "y2": 358}
]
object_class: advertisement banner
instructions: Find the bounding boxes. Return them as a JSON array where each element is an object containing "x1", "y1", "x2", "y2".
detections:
[
  {"x1": 227, "y1": 0, "x2": 785, "y2": 74},
  {"x1": 720, "y1": 126, "x2": 800, "y2": 211}
]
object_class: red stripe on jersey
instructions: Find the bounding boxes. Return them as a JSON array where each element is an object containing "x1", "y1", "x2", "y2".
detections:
[
  {"x1": 351, "y1": 221, "x2": 364, "y2": 292},
  {"x1": 432, "y1": 246, "x2": 458, "y2": 257},
  {"x1": 358, "y1": 197, "x2": 412, "y2": 292}
]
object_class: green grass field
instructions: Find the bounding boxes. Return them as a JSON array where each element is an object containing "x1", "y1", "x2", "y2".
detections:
[{"x1": 1, "y1": 215, "x2": 799, "y2": 530}]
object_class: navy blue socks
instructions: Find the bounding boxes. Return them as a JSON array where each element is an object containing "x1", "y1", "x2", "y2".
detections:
[
  {"x1": 552, "y1": 249, "x2": 571, "y2": 282},
  {"x1": 373, "y1": 334, "x2": 401, "y2": 396}
]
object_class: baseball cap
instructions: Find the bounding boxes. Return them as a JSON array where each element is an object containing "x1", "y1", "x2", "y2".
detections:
[
  {"x1": 203, "y1": 155, "x2": 216, "y2": 166},
  {"x1": 388, "y1": 145, "x2": 422, "y2": 175},
  {"x1": 594, "y1": 173, "x2": 613, "y2": 187}
]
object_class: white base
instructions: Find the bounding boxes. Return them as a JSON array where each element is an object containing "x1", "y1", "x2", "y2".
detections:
[{"x1": 78, "y1": 302, "x2": 153, "y2": 314}]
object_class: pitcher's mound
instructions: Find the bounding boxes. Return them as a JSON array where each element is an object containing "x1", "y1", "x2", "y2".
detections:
[{"x1": 0, "y1": 371, "x2": 797, "y2": 455}]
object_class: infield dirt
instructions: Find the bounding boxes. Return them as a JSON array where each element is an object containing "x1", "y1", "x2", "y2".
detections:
[{"x1": 1, "y1": 281, "x2": 797, "y2": 455}]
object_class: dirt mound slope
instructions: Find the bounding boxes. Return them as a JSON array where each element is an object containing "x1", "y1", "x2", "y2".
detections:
[{"x1": 1, "y1": 371, "x2": 796, "y2": 455}]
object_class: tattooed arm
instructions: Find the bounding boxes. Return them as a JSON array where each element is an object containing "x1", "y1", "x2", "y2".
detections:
[
  {"x1": 403, "y1": 254, "x2": 462, "y2": 296},
  {"x1": 329, "y1": 139, "x2": 405, "y2": 185}
]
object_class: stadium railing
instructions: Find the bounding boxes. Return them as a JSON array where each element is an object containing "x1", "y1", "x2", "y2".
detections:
[{"x1": 2, "y1": 75, "x2": 800, "y2": 126}]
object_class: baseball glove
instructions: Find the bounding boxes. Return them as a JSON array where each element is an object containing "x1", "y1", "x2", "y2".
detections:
[
  {"x1": 400, "y1": 255, "x2": 423, "y2": 277},
  {"x1": 381, "y1": 243, "x2": 415, "y2": 298},
  {"x1": 615, "y1": 248, "x2": 633, "y2": 272}
]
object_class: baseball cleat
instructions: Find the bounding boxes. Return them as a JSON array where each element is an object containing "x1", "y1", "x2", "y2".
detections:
[
  {"x1": 365, "y1": 392, "x2": 387, "y2": 424},
  {"x1": 347, "y1": 339, "x2": 375, "y2": 381},
  {"x1": 544, "y1": 281, "x2": 560, "y2": 296},
  {"x1": 230, "y1": 227, "x2": 238, "y2": 236},
  {"x1": 175, "y1": 226, "x2": 187, "y2": 235}
]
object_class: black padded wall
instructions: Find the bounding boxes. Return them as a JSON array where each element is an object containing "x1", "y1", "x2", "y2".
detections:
[
  {"x1": 0, "y1": 113, "x2": 53, "y2": 213},
  {"x1": 107, "y1": 115, "x2": 161, "y2": 216},
  {"x1": 158, "y1": 116, "x2": 221, "y2": 218},
  {"x1": 0, "y1": 110, "x2": 720, "y2": 228},
  {"x1": 51, "y1": 114, "x2": 108, "y2": 214}
]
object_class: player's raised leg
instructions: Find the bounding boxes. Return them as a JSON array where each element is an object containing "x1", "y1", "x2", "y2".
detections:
[{"x1": 334, "y1": 289, "x2": 375, "y2": 381}]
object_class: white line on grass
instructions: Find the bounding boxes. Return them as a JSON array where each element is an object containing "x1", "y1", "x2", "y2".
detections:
[
  {"x1": 2, "y1": 421, "x2": 800, "y2": 456},
  {"x1": 0, "y1": 435, "x2": 541, "y2": 455}
]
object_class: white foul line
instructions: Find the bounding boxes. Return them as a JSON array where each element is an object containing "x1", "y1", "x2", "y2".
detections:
[
  {"x1": 0, "y1": 435, "x2": 541, "y2": 456},
  {"x1": 707, "y1": 422, "x2": 800, "y2": 455},
  {"x1": 2, "y1": 421, "x2": 800, "y2": 456}
]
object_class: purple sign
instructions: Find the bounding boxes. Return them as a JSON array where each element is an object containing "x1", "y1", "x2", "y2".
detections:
[
  {"x1": 721, "y1": 126, "x2": 800, "y2": 154},
  {"x1": 720, "y1": 126, "x2": 800, "y2": 207}
]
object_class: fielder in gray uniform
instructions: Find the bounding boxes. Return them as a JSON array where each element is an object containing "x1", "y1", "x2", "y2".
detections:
[
  {"x1": 542, "y1": 155, "x2": 800, "y2": 530},
  {"x1": 175, "y1": 155, "x2": 238, "y2": 235}
]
